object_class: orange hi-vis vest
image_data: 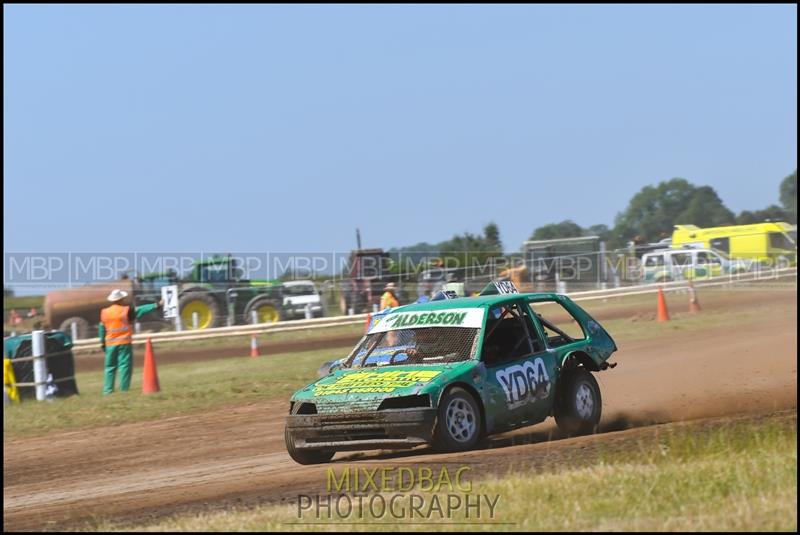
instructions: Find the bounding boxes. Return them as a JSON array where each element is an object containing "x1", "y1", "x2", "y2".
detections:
[{"x1": 101, "y1": 304, "x2": 133, "y2": 346}]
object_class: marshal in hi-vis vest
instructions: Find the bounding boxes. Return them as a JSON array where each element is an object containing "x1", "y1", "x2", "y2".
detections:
[{"x1": 101, "y1": 304, "x2": 133, "y2": 346}]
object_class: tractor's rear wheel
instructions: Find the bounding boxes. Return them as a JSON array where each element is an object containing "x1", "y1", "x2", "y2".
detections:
[{"x1": 179, "y1": 292, "x2": 220, "y2": 330}]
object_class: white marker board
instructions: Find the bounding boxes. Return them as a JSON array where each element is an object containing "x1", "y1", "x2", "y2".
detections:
[{"x1": 161, "y1": 285, "x2": 179, "y2": 319}]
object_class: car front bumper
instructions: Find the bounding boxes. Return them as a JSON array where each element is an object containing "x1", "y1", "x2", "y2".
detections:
[{"x1": 286, "y1": 408, "x2": 437, "y2": 451}]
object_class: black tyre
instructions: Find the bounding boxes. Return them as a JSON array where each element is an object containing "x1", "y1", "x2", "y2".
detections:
[
  {"x1": 178, "y1": 292, "x2": 221, "y2": 330},
  {"x1": 554, "y1": 367, "x2": 602, "y2": 437},
  {"x1": 432, "y1": 387, "x2": 482, "y2": 452},
  {"x1": 59, "y1": 316, "x2": 91, "y2": 340},
  {"x1": 284, "y1": 426, "x2": 335, "y2": 465}
]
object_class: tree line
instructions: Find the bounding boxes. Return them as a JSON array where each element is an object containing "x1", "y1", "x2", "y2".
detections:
[
  {"x1": 389, "y1": 169, "x2": 795, "y2": 261},
  {"x1": 530, "y1": 170, "x2": 796, "y2": 248}
]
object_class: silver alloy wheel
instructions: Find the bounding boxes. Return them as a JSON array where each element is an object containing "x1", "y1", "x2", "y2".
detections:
[
  {"x1": 445, "y1": 397, "x2": 477, "y2": 443},
  {"x1": 576, "y1": 382, "x2": 595, "y2": 420}
]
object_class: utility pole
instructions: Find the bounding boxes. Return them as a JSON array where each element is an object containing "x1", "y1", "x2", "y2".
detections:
[{"x1": 356, "y1": 228, "x2": 362, "y2": 250}]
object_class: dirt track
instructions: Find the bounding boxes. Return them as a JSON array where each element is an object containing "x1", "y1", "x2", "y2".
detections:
[
  {"x1": 70, "y1": 286, "x2": 793, "y2": 373},
  {"x1": 3, "y1": 288, "x2": 797, "y2": 531}
]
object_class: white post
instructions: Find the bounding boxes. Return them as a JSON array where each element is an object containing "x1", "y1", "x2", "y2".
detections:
[
  {"x1": 251, "y1": 310, "x2": 258, "y2": 324},
  {"x1": 174, "y1": 315, "x2": 182, "y2": 332},
  {"x1": 372, "y1": 303, "x2": 379, "y2": 313},
  {"x1": 304, "y1": 303, "x2": 313, "y2": 320},
  {"x1": 599, "y1": 241, "x2": 607, "y2": 284},
  {"x1": 71, "y1": 321, "x2": 78, "y2": 341},
  {"x1": 192, "y1": 311, "x2": 199, "y2": 330},
  {"x1": 32, "y1": 330, "x2": 48, "y2": 402},
  {"x1": 134, "y1": 321, "x2": 141, "y2": 334},
  {"x1": 347, "y1": 307, "x2": 354, "y2": 316},
  {"x1": 11, "y1": 330, "x2": 17, "y2": 338}
]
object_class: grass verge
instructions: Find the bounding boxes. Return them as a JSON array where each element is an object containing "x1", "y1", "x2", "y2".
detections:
[
  {"x1": 3, "y1": 345, "x2": 350, "y2": 439},
  {"x1": 91, "y1": 412, "x2": 797, "y2": 532}
]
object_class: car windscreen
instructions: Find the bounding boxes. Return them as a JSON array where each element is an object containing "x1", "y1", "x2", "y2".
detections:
[
  {"x1": 343, "y1": 327, "x2": 479, "y2": 369},
  {"x1": 711, "y1": 248, "x2": 731, "y2": 261}
]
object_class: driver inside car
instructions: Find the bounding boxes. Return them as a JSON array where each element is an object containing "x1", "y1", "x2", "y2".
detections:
[{"x1": 404, "y1": 328, "x2": 459, "y2": 361}]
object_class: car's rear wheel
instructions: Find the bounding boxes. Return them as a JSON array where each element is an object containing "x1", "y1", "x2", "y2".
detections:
[
  {"x1": 554, "y1": 367, "x2": 602, "y2": 437},
  {"x1": 432, "y1": 387, "x2": 482, "y2": 452},
  {"x1": 284, "y1": 426, "x2": 335, "y2": 465}
]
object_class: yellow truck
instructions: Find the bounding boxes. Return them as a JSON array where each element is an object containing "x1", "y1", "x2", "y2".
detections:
[{"x1": 671, "y1": 222, "x2": 797, "y2": 267}]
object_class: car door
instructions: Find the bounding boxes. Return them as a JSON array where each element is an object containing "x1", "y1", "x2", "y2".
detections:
[
  {"x1": 670, "y1": 251, "x2": 693, "y2": 280},
  {"x1": 695, "y1": 251, "x2": 722, "y2": 279},
  {"x1": 643, "y1": 253, "x2": 667, "y2": 282},
  {"x1": 481, "y1": 301, "x2": 555, "y2": 431}
]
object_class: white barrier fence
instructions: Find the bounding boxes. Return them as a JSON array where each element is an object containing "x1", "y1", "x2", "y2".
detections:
[{"x1": 68, "y1": 267, "x2": 796, "y2": 352}]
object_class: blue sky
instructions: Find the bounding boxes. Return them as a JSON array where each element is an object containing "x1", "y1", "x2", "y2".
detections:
[{"x1": 4, "y1": 4, "x2": 797, "y2": 257}]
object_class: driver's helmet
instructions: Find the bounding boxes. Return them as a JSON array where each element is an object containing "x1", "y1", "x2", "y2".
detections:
[{"x1": 415, "y1": 327, "x2": 438, "y2": 343}]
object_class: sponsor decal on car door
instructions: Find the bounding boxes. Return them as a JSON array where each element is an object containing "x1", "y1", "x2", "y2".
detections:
[{"x1": 481, "y1": 302, "x2": 556, "y2": 429}]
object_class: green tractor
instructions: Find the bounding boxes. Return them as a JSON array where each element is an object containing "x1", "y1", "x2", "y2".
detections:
[
  {"x1": 44, "y1": 256, "x2": 286, "y2": 339},
  {"x1": 136, "y1": 256, "x2": 285, "y2": 330}
]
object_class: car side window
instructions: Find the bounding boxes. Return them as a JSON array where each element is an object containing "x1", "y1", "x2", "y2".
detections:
[
  {"x1": 644, "y1": 254, "x2": 664, "y2": 267},
  {"x1": 671, "y1": 252, "x2": 693, "y2": 268},
  {"x1": 481, "y1": 303, "x2": 535, "y2": 367},
  {"x1": 528, "y1": 299, "x2": 586, "y2": 347},
  {"x1": 710, "y1": 237, "x2": 730, "y2": 254},
  {"x1": 697, "y1": 251, "x2": 721, "y2": 266}
]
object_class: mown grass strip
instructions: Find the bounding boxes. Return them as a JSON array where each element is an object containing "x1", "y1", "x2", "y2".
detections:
[
  {"x1": 88, "y1": 414, "x2": 796, "y2": 532},
  {"x1": 3, "y1": 345, "x2": 350, "y2": 438}
]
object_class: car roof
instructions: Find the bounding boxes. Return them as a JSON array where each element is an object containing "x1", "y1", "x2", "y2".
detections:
[
  {"x1": 283, "y1": 280, "x2": 315, "y2": 286},
  {"x1": 392, "y1": 292, "x2": 563, "y2": 313}
]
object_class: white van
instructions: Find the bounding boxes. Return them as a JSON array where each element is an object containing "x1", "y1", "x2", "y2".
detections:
[
  {"x1": 282, "y1": 280, "x2": 324, "y2": 319},
  {"x1": 642, "y1": 248, "x2": 749, "y2": 283}
]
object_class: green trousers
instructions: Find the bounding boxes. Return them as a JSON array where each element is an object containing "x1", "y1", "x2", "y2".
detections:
[{"x1": 104, "y1": 344, "x2": 133, "y2": 395}]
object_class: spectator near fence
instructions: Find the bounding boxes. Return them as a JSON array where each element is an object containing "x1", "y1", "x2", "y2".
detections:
[
  {"x1": 380, "y1": 282, "x2": 400, "y2": 310},
  {"x1": 9, "y1": 309, "x2": 22, "y2": 325},
  {"x1": 99, "y1": 289, "x2": 162, "y2": 395}
]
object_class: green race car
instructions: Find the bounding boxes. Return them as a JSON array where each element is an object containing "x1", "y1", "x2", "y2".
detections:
[{"x1": 285, "y1": 282, "x2": 618, "y2": 464}]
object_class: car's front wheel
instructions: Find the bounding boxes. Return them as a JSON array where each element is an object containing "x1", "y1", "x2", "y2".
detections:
[
  {"x1": 432, "y1": 387, "x2": 482, "y2": 452},
  {"x1": 554, "y1": 367, "x2": 602, "y2": 437},
  {"x1": 285, "y1": 427, "x2": 335, "y2": 465}
]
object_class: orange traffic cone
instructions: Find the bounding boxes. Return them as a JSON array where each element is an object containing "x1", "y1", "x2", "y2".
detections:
[
  {"x1": 688, "y1": 280, "x2": 701, "y2": 314},
  {"x1": 364, "y1": 313, "x2": 372, "y2": 334},
  {"x1": 250, "y1": 334, "x2": 260, "y2": 358},
  {"x1": 142, "y1": 338, "x2": 161, "y2": 394},
  {"x1": 656, "y1": 287, "x2": 670, "y2": 322}
]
